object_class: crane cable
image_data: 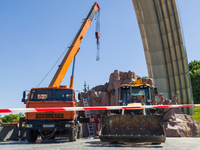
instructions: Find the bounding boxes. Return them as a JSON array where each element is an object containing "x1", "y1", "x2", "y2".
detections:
[
  {"x1": 37, "y1": 8, "x2": 100, "y2": 86},
  {"x1": 36, "y1": 38, "x2": 74, "y2": 88}
]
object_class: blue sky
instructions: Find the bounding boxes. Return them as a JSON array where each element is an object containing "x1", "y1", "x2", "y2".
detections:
[{"x1": 0, "y1": 0, "x2": 199, "y2": 111}]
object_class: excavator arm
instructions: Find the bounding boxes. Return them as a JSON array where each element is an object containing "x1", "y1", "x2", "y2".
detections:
[{"x1": 49, "y1": 2, "x2": 100, "y2": 88}]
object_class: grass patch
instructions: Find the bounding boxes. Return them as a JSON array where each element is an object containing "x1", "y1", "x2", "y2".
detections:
[
  {"x1": 193, "y1": 114, "x2": 200, "y2": 123},
  {"x1": 197, "y1": 133, "x2": 200, "y2": 137},
  {"x1": 192, "y1": 107, "x2": 200, "y2": 137},
  {"x1": 192, "y1": 107, "x2": 200, "y2": 123}
]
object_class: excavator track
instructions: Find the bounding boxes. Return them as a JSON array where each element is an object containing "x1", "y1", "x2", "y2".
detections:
[{"x1": 100, "y1": 114, "x2": 166, "y2": 143}]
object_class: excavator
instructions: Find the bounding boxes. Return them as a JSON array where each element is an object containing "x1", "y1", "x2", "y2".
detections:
[
  {"x1": 100, "y1": 79, "x2": 166, "y2": 144},
  {"x1": 21, "y1": 2, "x2": 100, "y2": 143}
]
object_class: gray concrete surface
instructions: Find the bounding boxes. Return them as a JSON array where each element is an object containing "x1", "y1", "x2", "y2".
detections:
[
  {"x1": 0, "y1": 127, "x2": 26, "y2": 141},
  {"x1": 0, "y1": 137, "x2": 199, "y2": 150}
]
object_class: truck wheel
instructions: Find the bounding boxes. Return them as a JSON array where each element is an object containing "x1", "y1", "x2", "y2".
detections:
[
  {"x1": 77, "y1": 123, "x2": 82, "y2": 139},
  {"x1": 26, "y1": 130, "x2": 38, "y2": 143},
  {"x1": 69, "y1": 127, "x2": 78, "y2": 142}
]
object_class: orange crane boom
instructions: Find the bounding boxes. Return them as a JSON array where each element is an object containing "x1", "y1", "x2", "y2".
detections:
[{"x1": 49, "y1": 2, "x2": 100, "y2": 88}]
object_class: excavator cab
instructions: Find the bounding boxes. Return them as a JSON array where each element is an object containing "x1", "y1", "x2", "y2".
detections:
[
  {"x1": 120, "y1": 84, "x2": 152, "y2": 115},
  {"x1": 121, "y1": 85, "x2": 151, "y2": 104},
  {"x1": 100, "y1": 80, "x2": 166, "y2": 144}
]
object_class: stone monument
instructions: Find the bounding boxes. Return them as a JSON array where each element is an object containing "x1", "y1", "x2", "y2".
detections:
[
  {"x1": 77, "y1": 70, "x2": 200, "y2": 137},
  {"x1": 107, "y1": 70, "x2": 123, "y2": 106}
]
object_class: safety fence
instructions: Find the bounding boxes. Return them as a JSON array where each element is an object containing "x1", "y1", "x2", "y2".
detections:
[{"x1": 0, "y1": 104, "x2": 200, "y2": 113}]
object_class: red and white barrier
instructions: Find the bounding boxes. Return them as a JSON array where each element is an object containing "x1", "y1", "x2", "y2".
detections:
[{"x1": 0, "y1": 104, "x2": 200, "y2": 114}]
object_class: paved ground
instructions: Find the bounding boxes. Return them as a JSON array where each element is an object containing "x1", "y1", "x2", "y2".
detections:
[{"x1": 0, "y1": 137, "x2": 199, "y2": 150}]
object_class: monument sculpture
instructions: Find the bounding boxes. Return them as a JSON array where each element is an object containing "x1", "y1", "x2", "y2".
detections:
[
  {"x1": 107, "y1": 70, "x2": 123, "y2": 106},
  {"x1": 78, "y1": 70, "x2": 200, "y2": 137},
  {"x1": 158, "y1": 92, "x2": 200, "y2": 137},
  {"x1": 87, "y1": 91, "x2": 110, "y2": 118},
  {"x1": 122, "y1": 70, "x2": 136, "y2": 84}
]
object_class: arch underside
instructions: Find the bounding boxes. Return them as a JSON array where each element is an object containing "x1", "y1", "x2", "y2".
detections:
[{"x1": 132, "y1": 0, "x2": 194, "y2": 115}]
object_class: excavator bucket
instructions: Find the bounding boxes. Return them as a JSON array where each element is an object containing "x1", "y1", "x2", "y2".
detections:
[{"x1": 100, "y1": 114, "x2": 166, "y2": 143}]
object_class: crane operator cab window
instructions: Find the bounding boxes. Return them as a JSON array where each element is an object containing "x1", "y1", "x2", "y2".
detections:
[
  {"x1": 52, "y1": 89, "x2": 73, "y2": 101},
  {"x1": 30, "y1": 89, "x2": 73, "y2": 101}
]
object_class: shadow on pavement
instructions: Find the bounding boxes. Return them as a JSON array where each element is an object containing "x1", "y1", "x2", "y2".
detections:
[
  {"x1": 0, "y1": 137, "x2": 70, "y2": 145},
  {"x1": 85, "y1": 141, "x2": 163, "y2": 148}
]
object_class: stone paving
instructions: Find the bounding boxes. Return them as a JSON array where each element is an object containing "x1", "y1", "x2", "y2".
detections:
[{"x1": 0, "y1": 137, "x2": 199, "y2": 150}]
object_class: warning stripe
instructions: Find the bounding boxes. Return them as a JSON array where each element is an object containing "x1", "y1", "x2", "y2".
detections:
[
  {"x1": 0, "y1": 104, "x2": 200, "y2": 114},
  {"x1": 0, "y1": 109, "x2": 12, "y2": 113}
]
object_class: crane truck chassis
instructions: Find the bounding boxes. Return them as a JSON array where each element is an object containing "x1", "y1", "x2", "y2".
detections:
[{"x1": 23, "y1": 88, "x2": 82, "y2": 142}]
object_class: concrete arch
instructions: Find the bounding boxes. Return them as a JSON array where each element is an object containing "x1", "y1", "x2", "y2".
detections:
[{"x1": 132, "y1": 0, "x2": 194, "y2": 115}]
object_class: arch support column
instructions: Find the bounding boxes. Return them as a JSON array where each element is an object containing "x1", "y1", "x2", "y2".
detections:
[{"x1": 132, "y1": 0, "x2": 194, "y2": 115}]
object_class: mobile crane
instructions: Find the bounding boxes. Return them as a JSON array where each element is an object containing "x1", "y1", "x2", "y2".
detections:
[{"x1": 21, "y1": 2, "x2": 100, "y2": 143}]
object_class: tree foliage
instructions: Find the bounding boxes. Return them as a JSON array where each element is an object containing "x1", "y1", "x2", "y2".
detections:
[
  {"x1": 142, "y1": 76, "x2": 148, "y2": 79},
  {"x1": 0, "y1": 113, "x2": 25, "y2": 123},
  {"x1": 189, "y1": 60, "x2": 200, "y2": 104}
]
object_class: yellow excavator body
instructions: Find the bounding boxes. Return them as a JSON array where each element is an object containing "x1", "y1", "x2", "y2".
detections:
[{"x1": 100, "y1": 80, "x2": 166, "y2": 143}]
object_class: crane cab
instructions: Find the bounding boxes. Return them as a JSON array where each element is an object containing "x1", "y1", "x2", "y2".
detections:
[{"x1": 25, "y1": 87, "x2": 76, "y2": 120}]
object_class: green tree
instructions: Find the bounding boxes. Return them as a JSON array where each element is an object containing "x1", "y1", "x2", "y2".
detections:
[
  {"x1": 0, "y1": 113, "x2": 25, "y2": 123},
  {"x1": 189, "y1": 60, "x2": 200, "y2": 104},
  {"x1": 142, "y1": 76, "x2": 148, "y2": 79}
]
